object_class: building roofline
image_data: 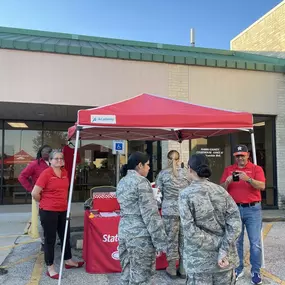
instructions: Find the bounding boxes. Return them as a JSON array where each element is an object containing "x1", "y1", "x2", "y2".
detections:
[
  {"x1": 0, "y1": 26, "x2": 285, "y2": 73},
  {"x1": 231, "y1": 0, "x2": 285, "y2": 46},
  {"x1": 0, "y1": 26, "x2": 237, "y2": 56}
]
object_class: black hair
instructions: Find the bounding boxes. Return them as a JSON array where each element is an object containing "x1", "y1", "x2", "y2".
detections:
[
  {"x1": 188, "y1": 154, "x2": 212, "y2": 178},
  {"x1": 36, "y1": 145, "x2": 52, "y2": 164},
  {"x1": 120, "y1": 151, "x2": 149, "y2": 177}
]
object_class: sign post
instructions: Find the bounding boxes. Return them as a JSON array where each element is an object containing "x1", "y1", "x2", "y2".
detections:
[{"x1": 112, "y1": 141, "x2": 125, "y2": 185}]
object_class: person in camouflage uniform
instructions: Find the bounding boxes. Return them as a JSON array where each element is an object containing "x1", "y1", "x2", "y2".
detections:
[
  {"x1": 155, "y1": 150, "x2": 190, "y2": 279},
  {"x1": 117, "y1": 152, "x2": 168, "y2": 285},
  {"x1": 179, "y1": 154, "x2": 242, "y2": 285}
]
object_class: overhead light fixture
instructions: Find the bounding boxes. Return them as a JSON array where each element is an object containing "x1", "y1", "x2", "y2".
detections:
[
  {"x1": 7, "y1": 122, "x2": 28, "y2": 128},
  {"x1": 254, "y1": 122, "x2": 265, "y2": 127}
]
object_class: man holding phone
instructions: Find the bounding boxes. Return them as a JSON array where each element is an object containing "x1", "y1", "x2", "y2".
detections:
[{"x1": 220, "y1": 144, "x2": 266, "y2": 285}]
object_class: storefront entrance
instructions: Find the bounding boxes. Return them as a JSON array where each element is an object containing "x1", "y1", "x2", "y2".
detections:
[
  {"x1": 190, "y1": 115, "x2": 277, "y2": 208},
  {"x1": 0, "y1": 115, "x2": 278, "y2": 208}
]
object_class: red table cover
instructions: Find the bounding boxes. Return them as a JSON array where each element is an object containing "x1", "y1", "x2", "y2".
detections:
[{"x1": 83, "y1": 210, "x2": 168, "y2": 274}]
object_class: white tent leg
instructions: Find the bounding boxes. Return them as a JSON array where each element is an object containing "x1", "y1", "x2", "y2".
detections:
[
  {"x1": 251, "y1": 132, "x2": 257, "y2": 164},
  {"x1": 251, "y1": 131, "x2": 265, "y2": 268},
  {"x1": 58, "y1": 129, "x2": 80, "y2": 285},
  {"x1": 116, "y1": 151, "x2": 120, "y2": 185}
]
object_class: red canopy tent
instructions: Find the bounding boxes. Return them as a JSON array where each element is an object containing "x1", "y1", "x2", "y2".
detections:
[
  {"x1": 68, "y1": 93, "x2": 253, "y2": 141},
  {"x1": 59, "y1": 94, "x2": 258, "y2": 284}
]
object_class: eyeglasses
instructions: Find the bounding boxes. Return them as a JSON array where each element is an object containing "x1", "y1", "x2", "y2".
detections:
[{"x1": 52, "y1": 158, "x2": 64, "y2": 161}]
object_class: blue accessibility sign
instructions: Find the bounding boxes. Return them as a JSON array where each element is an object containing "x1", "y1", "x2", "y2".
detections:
[
  {"x1": 112, "y1": 140, "x2": 125, "y2": 154},
  {"x1": 115, "y1": 143, "x2": 123, "y2": 151}
]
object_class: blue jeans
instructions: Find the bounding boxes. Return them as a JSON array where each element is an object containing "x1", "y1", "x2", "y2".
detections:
[{"x1": 236, "y1": 202, "x2": 262, "y2": 274}]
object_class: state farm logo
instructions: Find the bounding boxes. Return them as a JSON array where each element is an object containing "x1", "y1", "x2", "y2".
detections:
[
  {"x1": 111, "y1": 246, "x2": 120, "y2": 261},
  {"x1": 156, "y1": 252, "x2": 162, "y2": 257},
  {"x1": 102, "y1": 234, "x2": 119, "y2": 243}
]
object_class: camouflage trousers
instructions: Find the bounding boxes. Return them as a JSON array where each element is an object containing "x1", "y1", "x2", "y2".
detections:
[
  {"x1": 162, "y1": 215, "x2": 182, "y2": 261},
  {"x1": 186, "y1": 269, "x2": 236, "y2": 285},
  {"x1": 119, "y1": 237, "x2": 156, "y2": 285}
]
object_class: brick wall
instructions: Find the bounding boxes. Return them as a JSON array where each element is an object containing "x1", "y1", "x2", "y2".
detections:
[
  {"x1": 231, "y1": 1, "x2": 285, "y2": 51},
  {"x1": 161, "y1": 65, "x2": 190, "y2": 169},
  {"x1": 276, "y1": 74, "x2": 285, "y2": 208}
]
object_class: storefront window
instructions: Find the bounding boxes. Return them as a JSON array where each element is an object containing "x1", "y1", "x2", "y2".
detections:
[
  {"x1": 43, "y1": 122, "x2": 72, "y2": 150},
  {"x1": 3, "y1": 121, "x2": 42, "y2": 204},
  {"x1": 190, "y1": 135, "x2": 231, "y2": 185},
  {"x1": 77, "y1": 140, "x2": 116, "y2": 187}
]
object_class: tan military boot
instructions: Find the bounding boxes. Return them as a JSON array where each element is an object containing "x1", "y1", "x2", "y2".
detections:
[{"x1": 166, "y1": 260, "x2": 177, "y2": 279}]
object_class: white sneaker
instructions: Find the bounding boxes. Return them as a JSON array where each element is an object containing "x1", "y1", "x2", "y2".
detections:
[{"x1": 235, "y1": 270, "x2": 244, "y2": 281}]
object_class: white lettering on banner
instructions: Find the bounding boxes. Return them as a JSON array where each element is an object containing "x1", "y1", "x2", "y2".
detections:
[
  {"x1": 102, "y1": 234, "x2": 119, "y2": 243},
  {"x1": 91, "y1": 115, "x2": 116, "y2": 124}
]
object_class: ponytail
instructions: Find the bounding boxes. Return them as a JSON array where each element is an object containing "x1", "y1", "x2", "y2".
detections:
[{"x1": 167, "y1": 150, "x2": 180, "y2": 177}]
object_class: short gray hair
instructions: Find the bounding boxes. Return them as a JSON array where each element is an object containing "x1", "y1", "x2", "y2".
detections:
[{"x1": 49, "y1": 149, "x2": 64, "y2": 160}]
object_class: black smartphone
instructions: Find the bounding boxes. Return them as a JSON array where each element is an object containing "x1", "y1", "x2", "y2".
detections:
[{"x1": 232, "y1": 171, "x2": 240, "y2": 182}]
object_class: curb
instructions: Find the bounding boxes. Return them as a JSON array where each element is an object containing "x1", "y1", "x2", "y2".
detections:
[{"x1": 263, "y1": 217, "x2": 285, "y2": 222}]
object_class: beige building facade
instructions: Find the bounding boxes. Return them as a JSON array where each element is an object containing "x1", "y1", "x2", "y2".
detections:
[
  {"x1": 231, "y1": 0, "x2": 285, "y2": 52},
  {"x1": 231, "y1": 0, "x2": 285, "y2": 208},
  {"x1": 0, "y1": 27, "x2": 285, "y2": 208}
]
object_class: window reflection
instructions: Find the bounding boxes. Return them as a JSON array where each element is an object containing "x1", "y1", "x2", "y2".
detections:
[
  {"x1": 3, "y1": 121, "x2": 42, "y2": 204},
  {"x1": 191, "y1": 135, "x2": 231, "y2": 185},
  {"x1": 77, "y1": 140, "x2": 117, "y2": 187}
]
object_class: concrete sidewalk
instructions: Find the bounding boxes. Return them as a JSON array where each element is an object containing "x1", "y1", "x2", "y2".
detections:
[
  {"x1": 0, "y1": 203, "x2": 84, "y2": 268},
  {"x1": 1, "y1": 203, "x2": 284, "y2": 267},
  {"x1": 1, "y1": 203, "x2": 285, "y2": 284}
]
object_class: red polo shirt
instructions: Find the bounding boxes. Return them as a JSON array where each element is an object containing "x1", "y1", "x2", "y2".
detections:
[
  {"x1": 36, "y1": 167, "x2": 69, "y2": 211},
  {"x1": 220, "y1": 161, "x2": 266, "y2": 203}
]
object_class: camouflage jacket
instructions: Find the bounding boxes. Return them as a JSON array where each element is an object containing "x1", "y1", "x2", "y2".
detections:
[
  {"x1": 156, "y1": 167, "x2": 190, "y2": 216},
  {"x1": 117, "y1": 170, "x2": 168, "y2": 252},
  {"x1": 179, "y1": 179, "x2": 241, "y2": 273}
]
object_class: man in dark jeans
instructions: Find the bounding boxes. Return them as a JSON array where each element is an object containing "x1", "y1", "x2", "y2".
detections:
[{"x1": 220, "y1": 145, "x2": 266, "y2": 285}]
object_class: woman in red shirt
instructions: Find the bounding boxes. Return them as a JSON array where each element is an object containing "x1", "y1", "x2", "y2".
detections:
[
  {"x1": 18, "y1": 144, "x2": 52, "y2": 250},
  {"x1": 32, "y1": 150, "x2": 84, "y2": 279}
]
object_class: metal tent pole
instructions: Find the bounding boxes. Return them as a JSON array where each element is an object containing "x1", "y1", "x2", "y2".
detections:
[
  {"x1": 116, "y1": 151, "x2": 120, "y2": 185},
  {"x1": 58, "y1": 128, "x2": 80, "y2": 285},
  {"x1": 250, "y1": 130, "x2": 265, "y2": 268}
]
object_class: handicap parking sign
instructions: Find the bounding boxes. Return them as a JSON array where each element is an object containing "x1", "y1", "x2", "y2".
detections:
[
  {"x1": 115, "y1": 143, "x2": 123, "y2": 151},
  {"x1": 112, "y1": 140, "x2": 125, "y2": 154}
]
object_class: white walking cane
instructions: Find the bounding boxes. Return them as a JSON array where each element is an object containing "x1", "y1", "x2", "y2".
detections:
[{"x1": 251, "y1": 131, "x2": 265, "y2": 268}]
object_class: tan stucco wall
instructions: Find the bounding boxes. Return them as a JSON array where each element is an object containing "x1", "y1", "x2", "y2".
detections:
[
  {"x1": 188, "y1": 66, "x2": 279, "y2": 114},
  {"x1": 0, "y1": 49, "x2": 169, "y2": 107},
  {"x1": 0, "y1": 49, "x2": 280, "y2": 116},
  {"x1": 231, "y1": 1, "x2": 285, "y2": 51}
]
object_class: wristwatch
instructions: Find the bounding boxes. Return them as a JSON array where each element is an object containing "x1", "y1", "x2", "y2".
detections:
[{"x1": 247, "y1": 178, "x2": 253, "y2": 184}]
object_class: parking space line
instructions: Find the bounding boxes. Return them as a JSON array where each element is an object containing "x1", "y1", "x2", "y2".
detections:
[
  {"x1": 0, "y1": 254, "x2": 38, "y2": 269},
  {"x1": 0, "y1": 234, "x2": 27, "y2": 239},
  {"x1": 245, "y1": 223, "x2": 272, "y2": 266},
  {"x1": 0, "y1": 240, "x2": 39, "y2": 251},
  {"x1": 261, "y1": 269, "x2": 285, "y2": 284},
  {"x1": 26, "y1": 252, "x2": 44, "y2": 285}
]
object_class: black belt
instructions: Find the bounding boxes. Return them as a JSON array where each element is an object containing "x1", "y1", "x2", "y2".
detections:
[{"x1": 236, "y1": 201, "x2": 260, "y2": 207}]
